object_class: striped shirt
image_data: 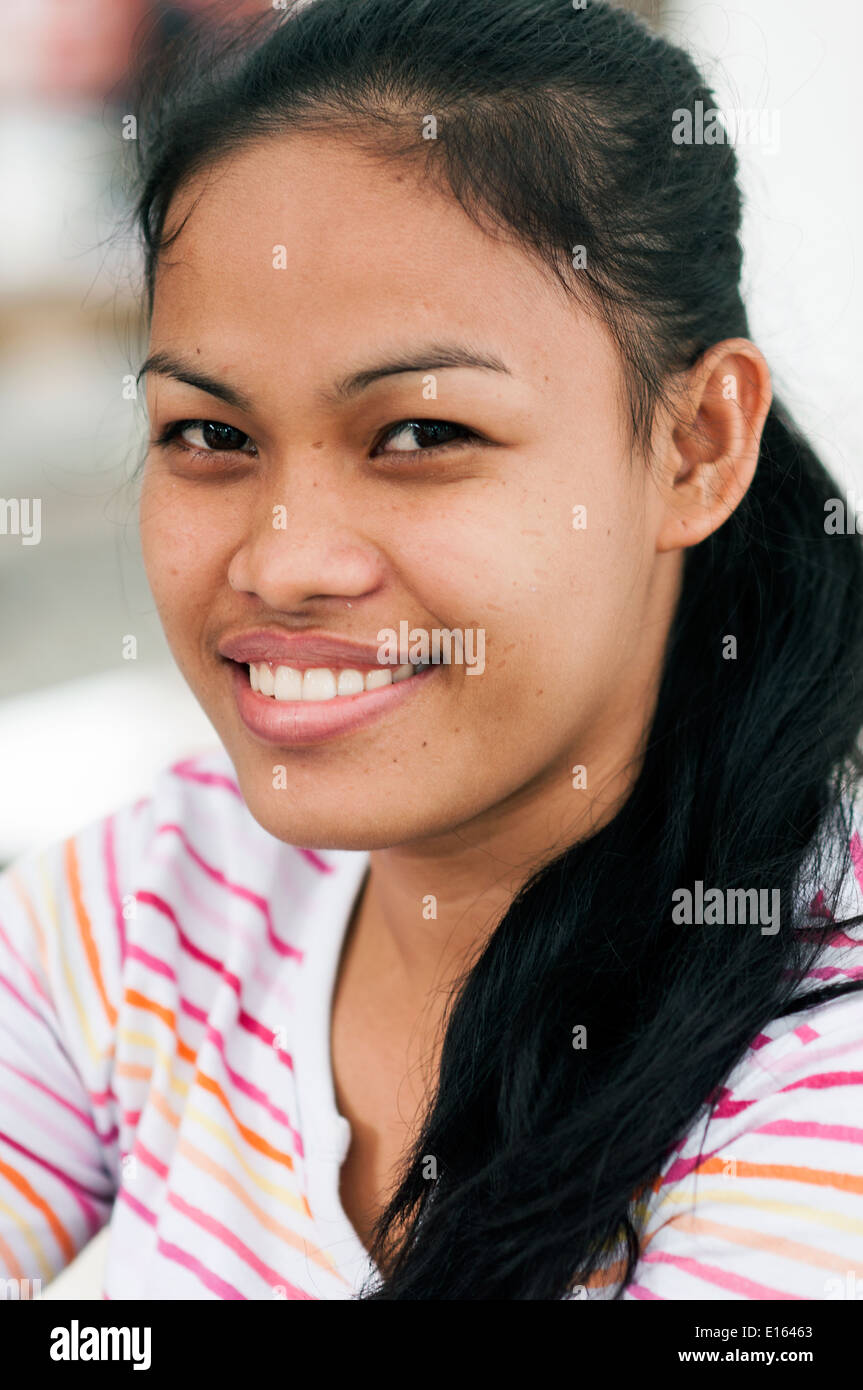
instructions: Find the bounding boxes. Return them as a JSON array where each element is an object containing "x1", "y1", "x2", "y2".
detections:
[{"x1": 1, "y1": 745, "x2": 862, "y2": 1300}]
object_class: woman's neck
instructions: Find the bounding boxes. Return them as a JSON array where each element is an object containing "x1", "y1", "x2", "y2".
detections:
[{"x1": 355, "y1": 740, "x2": 645, "y2": 1007}]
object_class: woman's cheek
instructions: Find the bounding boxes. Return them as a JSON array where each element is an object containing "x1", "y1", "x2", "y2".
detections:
[
  {"x1": 396, "y1": 501, "x2": 538, "y2": 607},
  {"x1": 140, "y1": 481, "x2": 220, "y2": 621}
]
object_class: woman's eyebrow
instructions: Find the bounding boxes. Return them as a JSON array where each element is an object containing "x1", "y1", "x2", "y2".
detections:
[
  {"x1": 137, "y1": 342, "x2": 512, "y2": 413},
  {"x1": 136, "y1": 352, "x2": 255, "y2": 413},
  {"x1": 319, "y1": 343, "x2": 513, "y2": 404}
]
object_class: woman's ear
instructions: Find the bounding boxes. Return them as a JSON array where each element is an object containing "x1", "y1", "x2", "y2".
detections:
[{"x1": 654, "y1": 338, "x2": 772, "y2": 554}]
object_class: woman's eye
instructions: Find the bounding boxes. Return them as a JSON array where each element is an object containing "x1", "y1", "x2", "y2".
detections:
[
  {"x1": 155, "y1": 420, "x2": 256, "y2": 455},
  {"x1": 153, "y1": 416, "x2": 480, "y2": 462},
  {"x1": 373, "y1": 420, "x2": 481, "y2": 456}
]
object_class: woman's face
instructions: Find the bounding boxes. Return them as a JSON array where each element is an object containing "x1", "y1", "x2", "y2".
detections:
[{"x1": 140, "y1": 134, "x2": 682, "y2": 852}]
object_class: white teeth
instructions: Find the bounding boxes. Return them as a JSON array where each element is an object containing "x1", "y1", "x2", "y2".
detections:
[
  {"x1": 274, "y1": 665, "x2": 302, "y2": 701},
  {"x1": 258, "y1": 663, "x2": 275, "y2": 697},
  {"x1": 337, "y1": 669, "x2": 365, "y2": 696},
  {"x1": 302, "y1": 668, "x2": 337, "y2": 701},
  {"x1": 247, "y1": 661, "x2": 422, "y2": 701}
]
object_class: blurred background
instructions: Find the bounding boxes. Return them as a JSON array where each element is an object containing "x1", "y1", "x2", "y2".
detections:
[{"x1": 0, "y1": 0, "x2": 861, "y2": 870}]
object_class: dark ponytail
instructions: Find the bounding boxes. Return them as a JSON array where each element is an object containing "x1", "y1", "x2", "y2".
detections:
[{"x1": 126, "y1": 0, "x2": 863, "y2": 1298}]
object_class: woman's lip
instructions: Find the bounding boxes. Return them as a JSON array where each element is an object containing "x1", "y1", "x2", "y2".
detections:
[
  {"x1": 227, "y1": 659, "x2": 437, "y2": 746},
  {"x1": 219, "y1": 629, "x2": 388, "y2": 668}
]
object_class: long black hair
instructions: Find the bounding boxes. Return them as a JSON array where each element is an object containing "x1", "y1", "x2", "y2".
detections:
[{"x1": 125, "y1": 0, "x2": 863, "y2": 1298}]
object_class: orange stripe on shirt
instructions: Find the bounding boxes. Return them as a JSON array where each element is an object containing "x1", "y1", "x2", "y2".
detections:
[
  {"x1": 694, "y1": 1154, "x2": 863, "y2": 1195},
  {"x1": 648, "y1": 1209, "x2": 862, "y2": 1274},
  {"x1": 151, "y1": 1087, "x2": 181, "y2": 1130},
  {"x1": 195, "y1": 1071, "x2": 295, "y2": 1172},
  {"x1": 9, "y1": 872, "x2": 48, "y2": 975},
  {"x1": 176, "y1": 1136, "x2": 343, "y2": 1279},
  {"x1": 64, "y1": 838, "x2": 117, "y2": 1027},
  {"x1": 0, "y1": 1157, "x2": 75, "y2": 1263},
  {"x1": 0, "y1": 1227, "x2": 24, "y2": 1282},
  {"x1": 125, "y1": 988, "x2": 197, "y2": 1066},
  {"x1": 115, "y1": 1063, "x2": 154, "y2": 1082}
]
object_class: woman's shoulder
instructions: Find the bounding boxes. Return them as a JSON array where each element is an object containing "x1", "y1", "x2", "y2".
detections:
[
  {"x1": 621, "y1": 975, "x2": 863, "y2": 1300},
  {"x1": 0, "y1": 746, "x2": 252, "y2": 946},
  {"x1": 0, "y1": 744, "x2": 366, "y2": 986},
  {"x1": 614, "y1": 801, "x2": 863, "y2": 1300},
  {"x1": 701, "y1": 786, "x2": 863, "y2": 1117}
]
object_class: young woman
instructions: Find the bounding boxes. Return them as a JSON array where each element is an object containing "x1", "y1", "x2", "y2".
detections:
[{"x1": 2, "y1": 0, "x2": 863, "y2": 1301}]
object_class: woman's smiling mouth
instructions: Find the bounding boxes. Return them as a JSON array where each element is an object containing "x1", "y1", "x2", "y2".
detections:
[
  {"x1": 248, "y1": 660, "x2": 421, "y2": 700},
  {"x1": 228, "y1": 659, "x2": 436, "y2": 745},
  {"x1": 219, "y1": 633, "x2": 439, "y2": 746}
]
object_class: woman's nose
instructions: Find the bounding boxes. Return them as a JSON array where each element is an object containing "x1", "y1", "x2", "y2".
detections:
[{"x1": 225, "y1": 488, "x2": 387, "y2": 610}]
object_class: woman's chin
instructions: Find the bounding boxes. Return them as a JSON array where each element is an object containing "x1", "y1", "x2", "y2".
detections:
[{"x1": 236, "y1": 790, "x2": 428, "y2": 853}]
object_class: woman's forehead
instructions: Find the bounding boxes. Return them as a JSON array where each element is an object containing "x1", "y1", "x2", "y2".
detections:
[{"x1": 151, "y1": 135, "x2": 581, "y2": 352}]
